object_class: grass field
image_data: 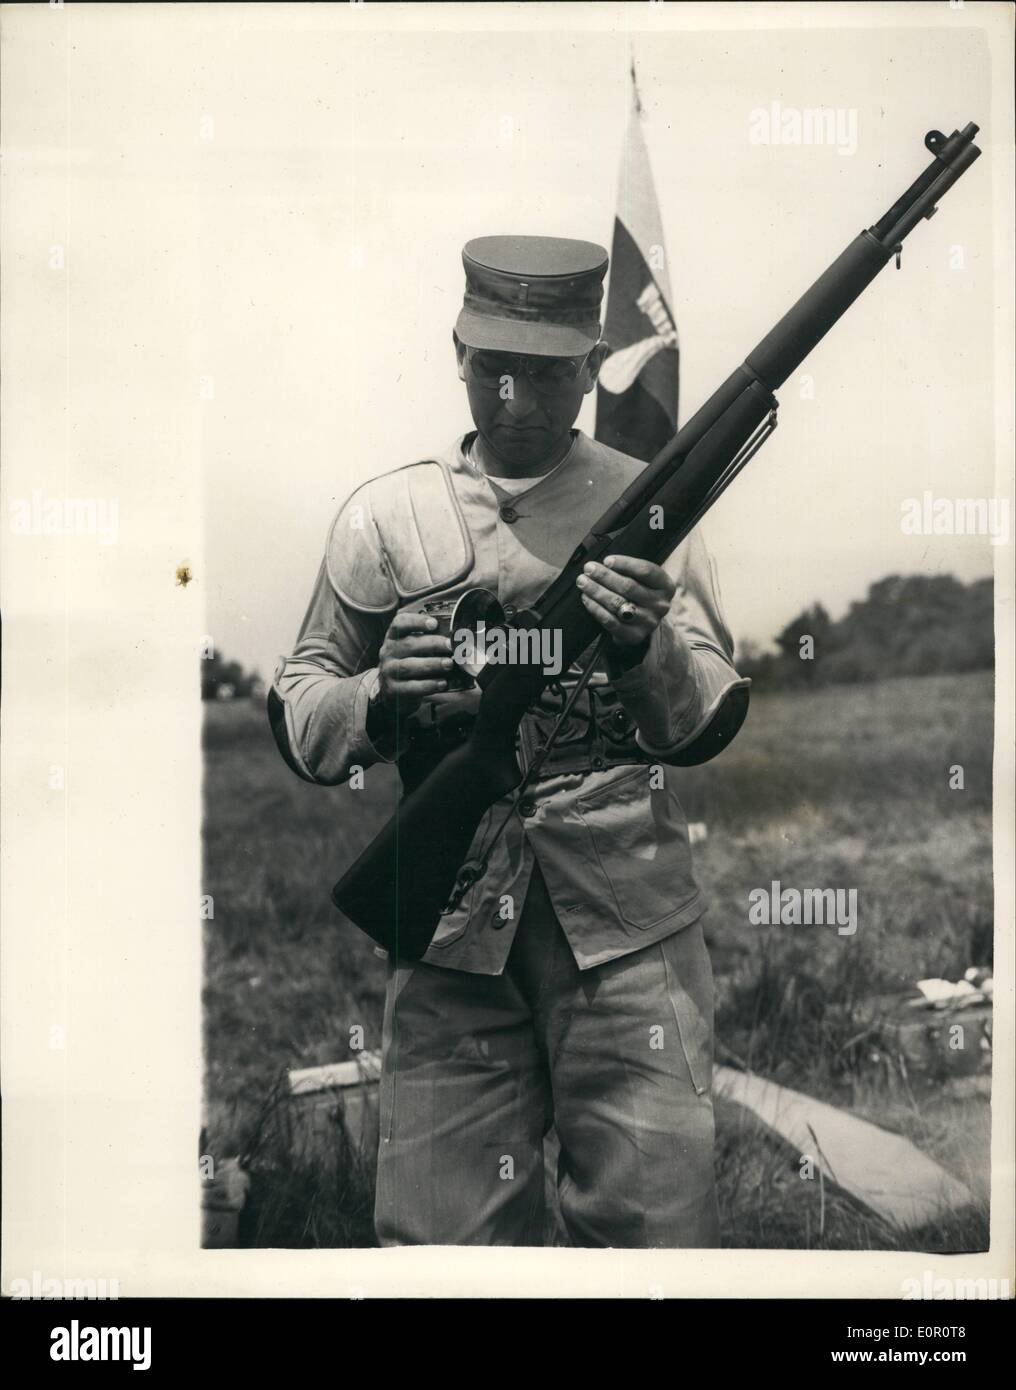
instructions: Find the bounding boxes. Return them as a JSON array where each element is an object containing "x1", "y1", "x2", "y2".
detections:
[{"x1": 202, "y1": 670, "x2": 993, "y2": 1250}]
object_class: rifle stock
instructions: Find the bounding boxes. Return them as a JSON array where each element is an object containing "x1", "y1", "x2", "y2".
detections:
[
  {"x1": 332, "y1": 123, "x2": 981, "y2": 959},
  {"x1": 333, "y1": 721, "x2": 522, "y2": 960}
]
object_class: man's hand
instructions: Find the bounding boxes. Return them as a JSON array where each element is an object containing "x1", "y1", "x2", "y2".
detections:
[
  {"x1": 576, "y1": 554, "x2": 676, "y2": 649},
  {"x1": 376, "y1": 610, "x2": 454, "y2": 718}
]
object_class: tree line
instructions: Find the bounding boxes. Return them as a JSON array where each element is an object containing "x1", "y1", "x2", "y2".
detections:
[
  {"x1": 202, "y1": 651, "x2": 263, "y2": 701},
  {"x1": 202, "y1": 572, "x2": 993, "y2": 699},
  {"x1": 736, "y1": 574, "x2": 993, "y2": 690}
]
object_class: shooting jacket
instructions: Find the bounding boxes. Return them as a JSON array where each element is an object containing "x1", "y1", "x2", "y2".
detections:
[{"x1": 271, "y1": 429, "x2": 749, "y2": 974}]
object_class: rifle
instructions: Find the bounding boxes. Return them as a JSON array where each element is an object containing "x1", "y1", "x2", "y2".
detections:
[{"x1": 333, "y1": 122, "x2": 981, "y2": 961}]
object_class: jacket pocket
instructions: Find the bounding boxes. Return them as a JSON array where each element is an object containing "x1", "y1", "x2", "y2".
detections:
[{"x1": 574, "y1": 765, "x2": 699, "y2": 930}]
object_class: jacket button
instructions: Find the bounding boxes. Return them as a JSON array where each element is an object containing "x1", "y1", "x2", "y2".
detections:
[
  {"x1": 518, "y1": 798, "x2": 537, "y2": 818},
  {"x1": 491, "y1": 913, "x2": 507, "y2": 930},
  {"x1": 499, "y1": 505, "x2": 518, "y2": 523}
]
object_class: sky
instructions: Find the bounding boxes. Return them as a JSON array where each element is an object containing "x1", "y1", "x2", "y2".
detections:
[{"x1": 13, "y1": 2, "x2": 1007, "y2": 678}]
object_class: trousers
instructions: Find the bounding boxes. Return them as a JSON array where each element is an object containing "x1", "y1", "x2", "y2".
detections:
[{"x1": 374, "y1": 862, "x2": 720, "y2": 1247}]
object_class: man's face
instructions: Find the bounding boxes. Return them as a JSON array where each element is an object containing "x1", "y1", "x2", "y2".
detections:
[{"x1": 454, "y1": 335, "x2": 607, "y2": 471}]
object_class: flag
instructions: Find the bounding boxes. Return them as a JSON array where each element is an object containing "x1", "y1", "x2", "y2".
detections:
[
  {"x1": 595, "y1": 65, "x2": 679, "y2": 462},
  {"x1": 595, "y1": 68, "x2": 708, "y2": 839}
]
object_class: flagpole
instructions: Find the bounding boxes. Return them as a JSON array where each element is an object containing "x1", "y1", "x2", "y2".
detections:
[
  {"x1": 598, "y1": 46, "x2": 680, "y2": 457},
  {"x1": 629, "y1": 53, "x2": 643, "y2": 119},
  {"x1": 602, "y1": 45, "x2": 702, "y2": 831}
]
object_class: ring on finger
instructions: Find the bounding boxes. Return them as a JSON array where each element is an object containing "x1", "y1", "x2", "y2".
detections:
[{"x1": 618, "y1": 600, "x2": 638, "y2": 624}]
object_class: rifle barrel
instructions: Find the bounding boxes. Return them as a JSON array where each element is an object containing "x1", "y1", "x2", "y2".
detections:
[{"x1": 747, "y1": 124, "x2": 981, "y2": 390}]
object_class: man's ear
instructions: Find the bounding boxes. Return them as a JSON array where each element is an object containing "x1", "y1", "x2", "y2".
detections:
[
  {"x1": 582, "y1": 340, "x2": 610, "y2": 395},
  {"x1": 452, "y1": 330, "x2": 467, "y2": 382}
]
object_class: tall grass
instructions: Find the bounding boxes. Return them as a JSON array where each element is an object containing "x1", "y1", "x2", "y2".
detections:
[{"x1": 203, "y1": 672, "x2": 993, "y2": 1249}]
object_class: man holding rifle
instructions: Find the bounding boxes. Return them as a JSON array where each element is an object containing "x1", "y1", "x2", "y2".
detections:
[{"x1": 270, "y1": 235, "x2": 749, "y2": 1247}]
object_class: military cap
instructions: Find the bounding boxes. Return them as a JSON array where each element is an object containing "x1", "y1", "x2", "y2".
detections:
[{"x1": 456, "y1": 235, "x2": 608, "y2": 356}]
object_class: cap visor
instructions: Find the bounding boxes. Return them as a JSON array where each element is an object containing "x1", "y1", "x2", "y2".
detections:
[{"x1": 455, "y1": 309, "x2": 598, "y2": 357}]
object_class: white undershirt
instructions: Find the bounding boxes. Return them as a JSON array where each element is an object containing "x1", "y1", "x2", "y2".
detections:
[
  {"x1": 482, "y1": 471, "x2": 553, "y2": 495},
  {"x1": 467, "y1": 434, "x2": 575, "y2": 496}
]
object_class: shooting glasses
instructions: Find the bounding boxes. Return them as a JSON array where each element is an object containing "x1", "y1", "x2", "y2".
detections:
[{"x1": 465, "y1": 347, "x2": 590, "y2": 396}]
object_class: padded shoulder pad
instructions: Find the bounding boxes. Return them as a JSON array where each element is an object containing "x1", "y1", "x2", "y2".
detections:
[{"x1": 326, "y1": 460, "x2": 474, "y2": 613}]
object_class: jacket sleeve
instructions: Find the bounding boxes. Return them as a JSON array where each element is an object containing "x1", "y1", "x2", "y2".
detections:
[
  {"x1": 268, "y1": 552, "x2": 395, "y2": 787},
  {"x1": 607, "y1": 527, "x2": 750, "y2": 766}
]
